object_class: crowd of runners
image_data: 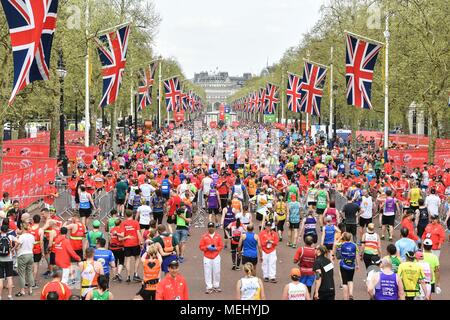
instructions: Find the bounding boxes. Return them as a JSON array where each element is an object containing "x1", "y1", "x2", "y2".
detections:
[{"x1": 0, "y1": 119, "x2": 449, "y2": 300}]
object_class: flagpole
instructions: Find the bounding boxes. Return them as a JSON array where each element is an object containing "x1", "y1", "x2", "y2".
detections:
[
  {"x1": 329, "y1": 46, "x2": 334, "y2": 141},
  {"x1": 383, "y1": 13, "x2": 390, "y2": 160},
  {"x1": 94, "y1": 21, "x2": 132, "y2": 37},
  {"x1": 84, "y1": 0, "x2": 90, "y2": 147},
  {"x1": 281, "y1": 68, "x2": 285, "y2": 124},
  {"x1": 344, "y1": 30, "x2": 385, "y2": 46},
  {"x1": 130, "y1": 70, "x2": 134, "y2": 123},
  {"x1": 158, "y1": 58, "x2": 162, "y2": 129}
]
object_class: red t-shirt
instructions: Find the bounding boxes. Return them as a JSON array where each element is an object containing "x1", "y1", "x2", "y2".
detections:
[
  {"x1": 120, "y1": 219, "x2": 141, "y2": 247},
  {"x1": 41, "y1": 281, "x2": 72, "y2": 300},
  {"x1": 167, "y1": 195, "x2": 181, "y2": 216}
]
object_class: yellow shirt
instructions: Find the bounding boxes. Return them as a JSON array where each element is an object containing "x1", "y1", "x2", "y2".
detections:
[
  {"x1": 398, "y1": 262, "x2": 425, "y2": 297},
  {"x1": 409, "y1": 188, "x2": 421, "y2": 206}
]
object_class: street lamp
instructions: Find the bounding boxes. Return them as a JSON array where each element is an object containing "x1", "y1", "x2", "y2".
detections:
[
  {"x1": 332, "y1": 84, "x2": 338, "y2": 142},
  {"x1": 57, "y1": 49, "x2": 68, "y2": 177}
]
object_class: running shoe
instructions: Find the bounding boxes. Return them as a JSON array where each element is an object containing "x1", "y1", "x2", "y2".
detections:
[
  {"x1": 270, "y1": 278, "x2": 278, "y2": 283},
  {"x1": 205, "y1": 289, "x2": 213, "y2": 294},
  {"x1": 42, "y1": 271, "x2": 51, "y2": 277},
  {"x1": 133, "y1": 275, "x2": 142, "y2": 282},
  {"x1": 112, "y1": 275, "x2": 119, "y2": 282},
  {"x1": 213, "y1": 288, "x2": 222, "y2": 293},
  {"x1": 126, "y1": 277, "x2": 131, "y2": 283},
  {"x1": 236, "y1": 266, "x2": 241, "y2": 271},
  {"x1": 264, "y1": 278, "x2": 269, "y2": 282},
  {"x1": 232, "y1": 265, "x2": 236, "y2": 270},
  {"x1": 380, "y1": 236, "x2": 385, "y2": 240},
  {"x1": 31, "y1": 284, "x2": 39, "y2": 289},
  {"x1": 117, "y1": 274, "x2": 123, "y2": 282},
  {"x1": 179, "y1": 256, "x2": 185, "y2": 263}
]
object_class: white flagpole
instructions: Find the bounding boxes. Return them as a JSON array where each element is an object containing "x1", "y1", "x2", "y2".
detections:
[
  {"x1": 329, "y1": 46, "x2": 334, "y2": 141},
  {"x1": 158, "y1": 59, "x2": 162, "y2": 129},
  {"x1": 84, "y1": 1, "x2": 90, "y2": 147},
  {"x1": 281, "y1": 70, "x2": 285, "y2": 124},
  {"x1": 130, "y1": 70, "x2": 134, "y2": 121},
  {"x1": 383, "y1": 13, "x2": 390, "y2": 158}
]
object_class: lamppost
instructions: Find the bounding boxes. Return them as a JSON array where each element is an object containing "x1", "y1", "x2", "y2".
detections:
[
  {"x1": 332, "y1": 84, "x2": 338, "y2": 142},
  {"x1": 57, "y1": 50, "x2": 68, "y2": 176},
  {"x1": 74, "y1": 88, "x2": 78, "y2": 132}
]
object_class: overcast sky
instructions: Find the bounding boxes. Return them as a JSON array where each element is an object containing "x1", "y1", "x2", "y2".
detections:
[{"x1": 151, "y1": 0, "x2": 324, "y2": 79}]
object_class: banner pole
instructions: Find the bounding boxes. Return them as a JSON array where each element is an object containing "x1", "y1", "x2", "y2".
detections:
[
  {"x1": 329, "y1": 46, "x2": 334, "y2": 141},
  {"x1": 383, "y1": 13, "x2": 390, "y2": 160},
  {"x1": 84, "y1": 1, "x2": 90, "y2": 147}
]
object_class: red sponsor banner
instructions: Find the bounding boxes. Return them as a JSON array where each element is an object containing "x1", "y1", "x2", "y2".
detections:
[
  {"x1": 219, "y1": 104, "x2": 225, "y2": 121},
  {"x1": 3, "y1": 131, "x2": 84, "y2": 145},
  {"x1": 232, "y1": 121, "x2": 240, "y2": 128},
  {"x1": 0, "y1": 159, "x2": 57, "y2": 208},
  {"x1": 388, "y1": 149, "x2": 450, "y2": 169},
  {"x1": 210, "y1": 121, "x2": 218, "y2": 129},
  {"x1": 356, "y1": 131, "x2": 450, "y2": 149},
  {"x1": 2, "y1": 145, "x2": 99, "y2": 164},
  {"x1": 173, "y1": 110, "x2": 185, "y2": 123},
  {"x1": 274, "y1": 122, "x2": 286, "y2": 131},
  {"x1": 2, "y1": 157, "x2": 54, "y2": 172}
]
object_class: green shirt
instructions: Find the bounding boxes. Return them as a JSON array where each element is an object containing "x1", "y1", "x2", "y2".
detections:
[
  {"x1": 87, "y1": 231, "x2": 103, "y2": 247},
  {"x1": 316, "y1": 190, "x2": 328, "y2": 209},
  {"x1": 107, "y1": 217, "x2": 118, "y2": 230},
  {"x1": 384, "y1": 255, "x2": 401, "y2": 273},
  {"x1": 374, "y1": 161, "x2": 382, "y2": 170},
  {"x1": 287, "y1": 185, "x2": 299, "y2": 202},
  {"x1": 116, "y1": 181, "x2": 128, "y2": 199},
  {"x1": 292, "y1": 155, "x2": 300, "y2": 165},
  {"x1": 167, "y1": 149, "x2": 173, "y2": 159},
  {"x1": 423, "y1": 252, "x2": 439, "y2": 284},
  {"x1": 92, "y1": 290, "x2": 110, "y2": 300}
]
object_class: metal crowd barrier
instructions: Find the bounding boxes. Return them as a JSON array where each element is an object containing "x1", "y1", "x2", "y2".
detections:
[
  {"x1": 53, "y1": 189, "x2": 75, "y2": 221},
  {"x1": 93, "y1": 190, "x2": 116, "y2": 225}
]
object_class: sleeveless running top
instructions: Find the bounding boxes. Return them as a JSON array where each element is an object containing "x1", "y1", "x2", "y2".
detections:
[
  {"x1": 92, "y1": 290, "x2": 110, "y2": 300},
  {"x1": 242, "y1": 232, "x2": 258, "y2": 258},
  {"x1": 323, "y1": 225, "x2": 335, "y2": 245},
  {"x1": 304, "y1": 216, "x2": 317, "y2": 235},
  {"x1": 363, "y1": 232, "x2": 379, "y2": 255},
  {"x1": 223, "y1": 207, "x2": 235, "y2": 228},
  {"x1": 80, "y1": 261, "x2": 99, "y2": 297},
  {"x1": 287, "y1": 282, "x2": 308, "y2": 300},
  {"x1": 240, "y1": 277, "x2": 261, "y2": 300},
  {"x1": 79, "y1": 192, "x2": 90, "y2": 209},
  {"x1": 374, "y1": 271, "x2": 399, "y2": 300},
  {"x1": 207, "y1": 189, "x2": 219, "y2": 208}
]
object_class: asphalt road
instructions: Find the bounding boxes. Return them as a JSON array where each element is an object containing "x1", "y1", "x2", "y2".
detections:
[{"x1": 9, "y1": 214, "x2": 450, "y2": 300}]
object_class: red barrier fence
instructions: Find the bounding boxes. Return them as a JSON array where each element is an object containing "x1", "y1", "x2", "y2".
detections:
[
  {"x1": 0, "y1": 159, "x2": 57, "y2": 208},
  {"x1": 356, "y1": 131, "x2": 450, "y2": 149}
]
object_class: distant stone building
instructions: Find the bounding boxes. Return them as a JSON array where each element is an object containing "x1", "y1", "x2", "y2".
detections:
[{"x1": 192, "y1": 71, "x2": 252, "y2": 110}]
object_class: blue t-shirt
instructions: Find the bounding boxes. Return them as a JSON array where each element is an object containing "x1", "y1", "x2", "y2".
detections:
[
  {"x1": 395, "y1": 238, "x2": 418, "y2": 261},
  {"x1": 94, "y1": 249, "x2": 115, "y2": 275},
  {"x1": 288, "y1": 201, "x2": 300, "y2": 224},
  {"x1": 340, "y1": 242, "x2": 357, "y2": 270}
]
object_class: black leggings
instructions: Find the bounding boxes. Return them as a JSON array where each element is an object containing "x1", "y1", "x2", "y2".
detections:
[
  {"x1": 363, "y1": 253, "x2": 379, "y2": 269},
  {"x1": 153, "y1": 212, "x2": 164, "y2": 224},
  {"x1": 231, "y1": 243, "x2": 241, "y2": 267}
]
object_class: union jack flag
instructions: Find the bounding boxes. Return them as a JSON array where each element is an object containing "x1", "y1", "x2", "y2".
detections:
[
  {"x1": 164, "y1": 76, "x2": 181, "y2": 112},
  {"x1": 95, "y1": 24, "x2": 130, "y2": 108},
  {"x1": 299, "y1": 61, "x2": 327, "y2": 116},
  {"x1": 137, "y1": 61, "x2": 158, "y2": 111},
  {"x1": 1, "y1": 0, "x2": 59, "y2": 105},
  {"x1": 251, "y1": 92, "x2": 258, "y2": 113},
  {"x1": 345, "y1": 33, "x2": 382, "y2": 110},
  {"x1": 286, "y1": 73, "x2": 302, "y2": 113},
  {"x1": 181, "y1": 91, "x2": 188, "y2": 111},
  {"x1": 259, "y1": 87, "x2": 266, "y2": 113},
  {"x1": 265, "y1": 83, "x2": 279, "y2": 114}
]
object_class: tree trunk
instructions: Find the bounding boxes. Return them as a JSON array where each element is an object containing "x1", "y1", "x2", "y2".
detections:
[
  {"x1": 89, "y1": 97, "x2": 96, "y2": 146},
  {"x1": 49, "y1": 105, "x2": 59, "y2": 158},
  {"x1": 0, "y1": 117, "x2": 4, "y2": 174},
  {"x1": 428, "y1": 108, "x2": 438, "y2": 164},
  {"x1": 17, "y1": 119, "x2": 26, "y2": 139}
]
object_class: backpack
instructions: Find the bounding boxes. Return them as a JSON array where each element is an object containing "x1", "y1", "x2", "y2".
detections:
[
  {"x1": 162, "y1": 235, "x2": 174, "y2": 253},
  {"x1": 0, "y1": 235, "x2": 11, "y2": 257}
]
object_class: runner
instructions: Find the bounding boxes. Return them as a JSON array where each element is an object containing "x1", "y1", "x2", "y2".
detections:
[
  {"x1": 29, "y1": 215, "x2": 44, "y2": 288},
  {"x1": 53, "y1": 227, "x2": 81, "y2": 284},
  {"x1": 109, "y1": 219, "x2": 125, "y2": 282},
  {"x1": 79, "y1": 247, "x2": 104, "y2": 299},
  {"x1": 313, "y1": 245, "x2": 335, "y2": 300},
  {"x1": 139, "y1": 244, "x2": 162, "y2": 300},
  {"x1": 221, "y1": 200, "x2": 237, "y2": 249},
  {"x1": 94, "y1": 238, "x2": 116, "y2": 287},
  {"x1": 339, "y1": 232, "x2": 359, "y2": 300},
  {"x1": 360, "y1": 223, "x2": 381, "y2": 270},
  {"x1": 274, "y1": 194, "x2": 288, "y2": 241},
  {"x1": 281, "y1": 268, "x2": 310, "y2": 300},
  {"x1": 293, "y1": 235, "x2": 316, "y2": 294},
  {"x1": 423, "y1": 239, "x2": 441, "y2": 298},
  {"x1": 78, "y1": 185, "x2": 97, "y2": 227},
  {"x1": 227, "y1": 218, "x2": 246, "y2": 270},
  {"x1": 175, "y1": 203, "x2": 191, "y2": 263},
  {"x1": 315, "y1": 183, "x2": 329, "y2": 231},
  {"x1": 286, "y1": 194, "x2": 301, "y2": 248},
  {"x1": 299, "y1": 209, "x2": 318, "y2": 245},
  {"x1": 207, "y1": 183, "x2": 222, "y2": 226},
  {"x1": 235, "y1": 262, "x2": 265, "y2": 300},
  {"x1": 366, "y1": 258, "x2": 405, "y2": 300},
  {"x1": 118, "y1": 210, "x2": 143, "y2": 282},
  {"x1": 64, "y1": 214, "x2": 85, "y2": 261},
  {"x1": 397, "y1": 251, "x2": 428, "y2": 300},
  {"x1": 85, "y1": 275, "x2": 114, "y2": 300},
  {"x1": 86, "y1": 220, "x2": 104, "y2": 249},
  {"x1": 40, "y1": 267, "x2": 72, "y2": 300},
  {"x1": 422, "y1": 215, "x2": 445, "y2": 258},
  {"x1": 238, "y1": 224, "x2": 260, "y2": 266}
]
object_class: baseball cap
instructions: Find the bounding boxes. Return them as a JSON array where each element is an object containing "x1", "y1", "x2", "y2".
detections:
[
  {"x1": 92, "y1": 220, "x2": 101, "y2": 228},
  {"x1": 423, "y1": 238, "x2": 433, "y2": 246},
  {"x1": 265, "y1": 221, "x2": 272, "y2": 227},
  {"x1": 207, "y1": 222, "x2": 215, "y2": 228},
  {"x1": 290, "y1": 268, "x2": 301, "y2": 277},
  {"x1": 168, "y1": 260, "x2": 179, "y2": 268}
]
